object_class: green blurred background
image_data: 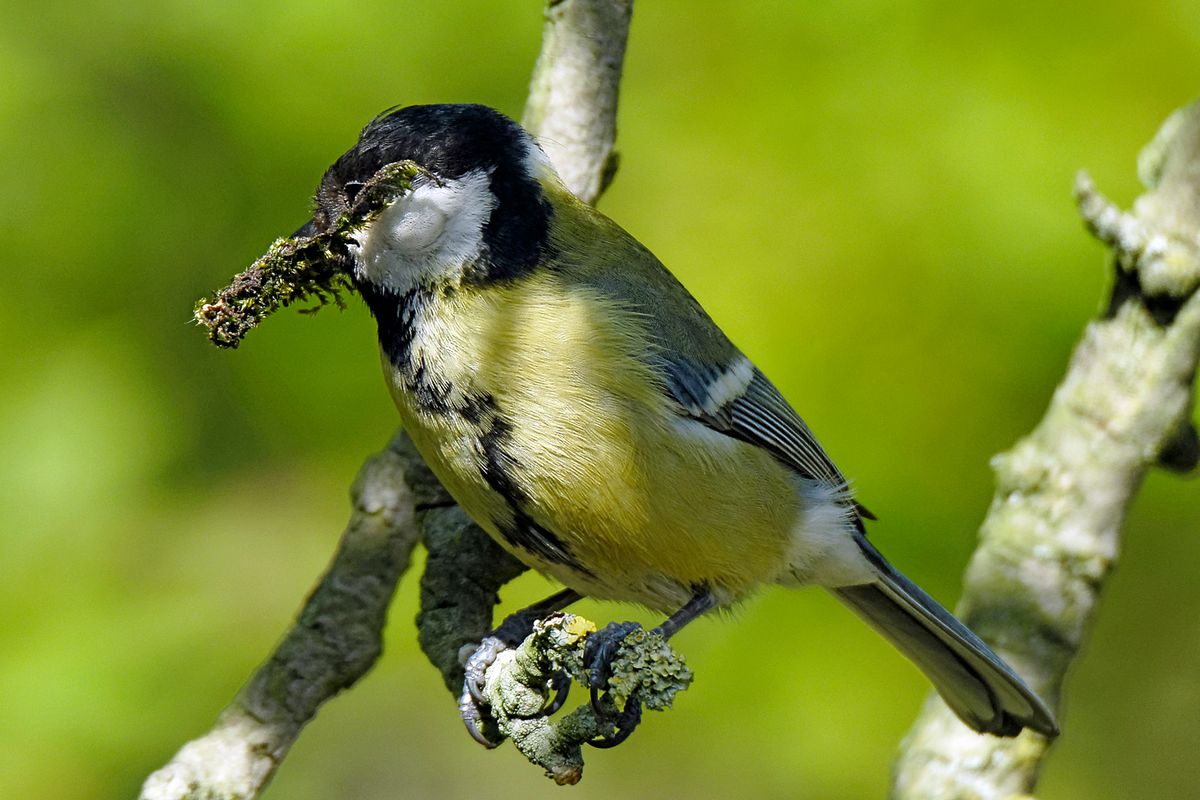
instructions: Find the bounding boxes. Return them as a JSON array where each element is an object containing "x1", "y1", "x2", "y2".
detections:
[{"x1": 3, "y1": 0, "x2": 1199, "y2": 797}]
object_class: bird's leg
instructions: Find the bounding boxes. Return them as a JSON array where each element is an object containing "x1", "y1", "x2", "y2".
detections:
[
  {"x1": 461, "y1": 588, "x2": 581, "y2": 747},
  {"x1": 585, "y1": 589, "x2": 715, "y2": 748},
  {"x1": 652, "y1": 590, "x2": 717, "y2": 640},
  {"x1": 586, "y1": 591, "x2": 715, "y2": 697}
]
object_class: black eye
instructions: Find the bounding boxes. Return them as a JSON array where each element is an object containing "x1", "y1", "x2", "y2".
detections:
[{"x1": 344, "y1": 181, "x2": 365, "y2": 204}]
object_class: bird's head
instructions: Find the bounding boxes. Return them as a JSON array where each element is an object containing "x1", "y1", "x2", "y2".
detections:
[{"x1": 314, "y1": 104, "x2": 559, "y2": 297}]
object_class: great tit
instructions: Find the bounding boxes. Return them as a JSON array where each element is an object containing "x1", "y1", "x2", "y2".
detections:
[{"x1": 307, "y1": 103, "x2": 1058, "y2": 739}]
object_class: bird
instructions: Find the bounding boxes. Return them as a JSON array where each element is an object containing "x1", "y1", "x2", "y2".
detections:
[{"x1": 304, "y1": 102, "x2": 1058, "y2": 742}]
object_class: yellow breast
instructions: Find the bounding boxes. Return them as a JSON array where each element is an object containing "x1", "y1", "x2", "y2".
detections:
[{"x1": 387, "y1": 271, "x2": 800, "y2": 612}]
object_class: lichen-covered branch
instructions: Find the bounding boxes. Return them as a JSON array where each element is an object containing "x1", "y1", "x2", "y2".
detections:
[
  {"x1": 140, "y1": 432, "x2": 425, "y2": 800},
  {"x1": 416, "y1": 505, "x2": 530, "y2": 694},
  {"x1": 471, "y1": 615, "x2": 691, "y2": 785},
  {"x1": 891, "y1": 99, "x2": 1200, "y2": 800}
]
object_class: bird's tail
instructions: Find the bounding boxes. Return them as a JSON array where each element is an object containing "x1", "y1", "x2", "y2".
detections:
[{"x1": 832, "y1": 540, "x2": 1059, "y2": 738}]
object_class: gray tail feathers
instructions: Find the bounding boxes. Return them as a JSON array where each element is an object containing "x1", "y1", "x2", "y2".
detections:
[{"x1": 833, "y1": 543, "x2": 1059, "y2": 738}]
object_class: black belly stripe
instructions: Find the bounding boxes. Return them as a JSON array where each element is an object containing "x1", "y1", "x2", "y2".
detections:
[
  {"x1": 360, "y1": 279, "x2": 588, "y2": 574},
  {"x1": 478, "y1": 416, "x2": 591, "y2": 575},
  {"x1": 408, "y1": 356, "x2": 456, "y2": 416},
  {"x1": 498, "y1": 513, "x2": 592, "y2": 577},
  {"x1": 360, "y1": 283, "x2": 475, "y2": 418}
]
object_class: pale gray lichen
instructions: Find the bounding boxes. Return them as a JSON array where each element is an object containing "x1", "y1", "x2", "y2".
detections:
[{"x1": 477, "y1": 614, "x2": 692, "y2": 785}]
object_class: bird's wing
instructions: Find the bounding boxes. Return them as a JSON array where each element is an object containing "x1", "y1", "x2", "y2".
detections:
[
  {"x1": 662, "y1": 356, "x2": 870, "y2": 518},
  {"x1": 554, "y1": 202, "x2": 865, "y2": 510}
]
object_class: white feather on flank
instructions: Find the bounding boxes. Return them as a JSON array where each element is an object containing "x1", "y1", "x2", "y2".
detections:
[
  {"x1": 777, "y1": 478, "x2": 876, "y2": 589},
  {"x1": 352, "y1": 169, "x2": 495, "y2": 294}
]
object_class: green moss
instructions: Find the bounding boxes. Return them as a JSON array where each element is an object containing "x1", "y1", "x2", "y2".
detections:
[{"x1": 193, "y1": 161, "x2": 430, "y2": 348}]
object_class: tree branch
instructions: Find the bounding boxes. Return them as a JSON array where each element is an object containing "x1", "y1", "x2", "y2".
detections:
[
  {"x1": 140, "y1": 432, "x2": 425, "y2": 800},
  {"x1": 891, "y1": 99, "x2": 1200, "y2": 800},
  {"x1": 523, "y1": 0, "x2": 633, "y2": 204},
  {"x1": 468, "y1": 614, "x2": 691, "y2": 785}
]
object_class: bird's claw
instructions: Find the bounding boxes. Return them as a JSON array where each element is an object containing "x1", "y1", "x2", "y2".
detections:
[
  {"x1": 462, "y1": 615, "x2": 676, "y2": 751},
  {"x1": 540, "y1": 669, "x2": 571, "y2": 717},
  {"x1": 584, "y1": 621, "x2": 641, "y2": 711},
  {"x1": 459, "y1": 638, "x2": 574, "y2": 747},
  {"x1": 459, "y1": 636, "x2": 511, "y2": 748},
  {"x1": 463, "y1": 635, "x2": 509, "y2": 706},
  {"x1": 583, "y1": 621, "x2": 646, "y2": 747},
  {"x1": 587, "y1": 701, "x2": 643, "y2": 748},
  {"x1": 459, "y1": 685, "x2": 504, "y2": 748}
]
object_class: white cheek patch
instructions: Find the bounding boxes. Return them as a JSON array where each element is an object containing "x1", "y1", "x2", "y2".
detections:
[
  {"x1": 387, "y1": 197, "x2": 448, "y2": 251},
  {"x1": 354, "y1": 169, "x2": 496, "y2": 293}
]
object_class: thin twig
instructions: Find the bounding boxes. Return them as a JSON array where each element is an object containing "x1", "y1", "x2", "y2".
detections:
[{"x1": 523, "y1": 0, "x2": 633, "y2": 204}]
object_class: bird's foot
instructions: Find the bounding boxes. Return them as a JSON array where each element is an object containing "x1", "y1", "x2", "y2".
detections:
[
  {"x1": 462, "y1": 612, "x2": 692, "y2": 753},
  {"x1": 460, "y1": 624, "x2": 572, "y2": 748},
  {"x1": 460, "y1": 635, "x2": 510, "y2": 748},
  {"x1": 583, "y1": 621, "x2": 647, "y2": 747}
]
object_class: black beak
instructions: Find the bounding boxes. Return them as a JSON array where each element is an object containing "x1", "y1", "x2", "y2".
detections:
[{"x1": 291, "y1": 219, "x2": 318, "y2": 240}]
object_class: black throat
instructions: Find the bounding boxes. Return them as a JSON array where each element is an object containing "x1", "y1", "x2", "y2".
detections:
[{"x1": 356, "y1": 281, "x2": 430, "y2": 375}]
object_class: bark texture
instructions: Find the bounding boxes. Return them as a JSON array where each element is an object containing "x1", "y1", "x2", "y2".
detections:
[{"x1": 141, "y1": 433, "x2": 425, "y2": 800}]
